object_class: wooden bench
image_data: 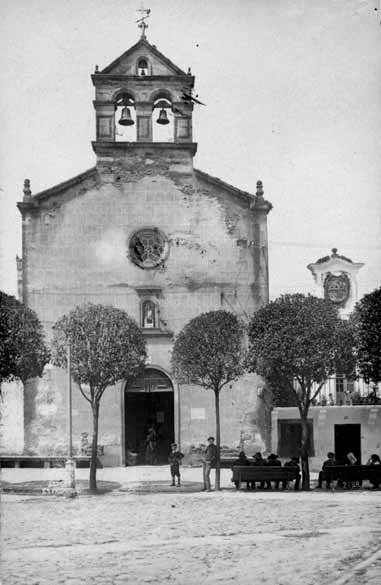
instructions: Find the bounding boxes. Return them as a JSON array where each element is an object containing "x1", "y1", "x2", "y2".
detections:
[
  {"x1": 0, "y1": 456, "x2": 102, "y2": 469},
  {"x1": 232, "y1": 466, "x2": 300, "y2": 490},
  {"x1": 323, "y1": 465, "x2": 381, "y2": 487},
  {"x1": 216, "y1": 458, "x2": 237, "y2": 469}
]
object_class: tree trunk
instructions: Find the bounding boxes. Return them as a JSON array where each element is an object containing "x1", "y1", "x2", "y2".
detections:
[
  {"x1": 300, "y1": 414, "x2": 310, "y2": 490},
  {"x1": 89, "y1": 401, "x2": 100, "y2": 492},
  {"x1": 214, "y1": 389, "x2": 221, "y2": 490}
]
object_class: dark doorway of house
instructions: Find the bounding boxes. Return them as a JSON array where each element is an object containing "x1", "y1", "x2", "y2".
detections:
[
  {"x1": 334, "y1": 424, "x2": 361, "y2": 464},
  {"x1": 125, "y1": 369, "x2": 174, "y2": 465},
  {"x1": 277, "y1": 419, "x2": 314, "y2": 458}
]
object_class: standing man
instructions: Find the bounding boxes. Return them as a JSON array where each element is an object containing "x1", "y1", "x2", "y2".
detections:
[{"x1": 202, "y1": 436, "x2": 217, "y2": 491}]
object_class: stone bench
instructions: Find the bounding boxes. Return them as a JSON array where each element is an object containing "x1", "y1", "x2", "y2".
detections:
[{"x1": 0, "y1": 455, "x2": 102, "y2": 469}]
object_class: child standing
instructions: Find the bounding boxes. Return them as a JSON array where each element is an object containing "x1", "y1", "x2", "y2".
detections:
[{"x1": 168, "y1": 443, "x2": 184, "y2": 486}]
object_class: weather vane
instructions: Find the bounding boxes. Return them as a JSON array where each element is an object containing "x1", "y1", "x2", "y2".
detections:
[{"x1": 136, "y1": 2, "x2": 151, "y2": 38}]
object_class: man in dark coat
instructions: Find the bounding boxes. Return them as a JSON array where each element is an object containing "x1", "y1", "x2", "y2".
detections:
[
  {"x1": 282, "y1": 457, "x2": 301, "y2": 490},
  {"x1": 231, "y1": 451, "x2": 250, "y2": 489},
  {"x1": 266, "y1": 453, "x2": 282, "y2": 489},
  {"x1": 250, "y1": 452, "x2": 266, "y2": 489},
  {"x1": 202, "y1": 436, "x2": 217, "y2": 491},
  {"x1": 317, "y1": 452, "x2": 337, "y2": 489}
]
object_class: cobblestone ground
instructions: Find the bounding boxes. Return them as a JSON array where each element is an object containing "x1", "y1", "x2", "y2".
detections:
[{"x1": 1, "y1": 467, "x2": 381, "y2": 585}]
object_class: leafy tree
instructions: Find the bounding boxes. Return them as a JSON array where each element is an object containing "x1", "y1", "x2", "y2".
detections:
[
  {"x1": 52, "y1": 304, "x2": 146, "y2": 491},
  {"x1": 172, "y1": 310, "x2": 245, "y2": 490},
  {"x1": 0, "y1": 291, "x2": 49, "y2": 387},
  {"x1": 353, "y1": 287, "x2": 381, "y2": 388},
  {"x1": 247, "y1": 294, "x2": 356, "y2": 489}
]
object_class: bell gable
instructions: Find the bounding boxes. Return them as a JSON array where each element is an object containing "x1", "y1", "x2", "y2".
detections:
[{"x1": 100, "y1": 38, "x2": 187, "y2": 77}]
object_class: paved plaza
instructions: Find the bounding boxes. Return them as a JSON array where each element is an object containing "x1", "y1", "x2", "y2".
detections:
[{"x1": 1, "y1": 466, "x2": 381, "y2": 585}]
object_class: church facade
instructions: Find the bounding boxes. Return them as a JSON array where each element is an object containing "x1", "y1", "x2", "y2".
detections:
[{"x1": 3, "y1": 34, "x2": 272, "y2": 465}]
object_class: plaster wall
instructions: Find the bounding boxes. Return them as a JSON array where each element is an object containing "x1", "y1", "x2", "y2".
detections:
[
  {"x1": 0, "y1": 380, "x2": 24, "y2": 454},
  {"x1": 14, "y1": 158, "x2": 269, "y2": 463},
  {"x1": 272, "y1": 406, "x2": 381, "y2": 472}
]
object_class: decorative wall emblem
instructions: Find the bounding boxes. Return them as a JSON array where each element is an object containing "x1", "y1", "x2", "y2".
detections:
[
  {"x1": 129, "y1": 227, "x2": 168, "y2": 269},
  {"x1": 324, "y1": 272, "x2": 350, "y2": 306}
]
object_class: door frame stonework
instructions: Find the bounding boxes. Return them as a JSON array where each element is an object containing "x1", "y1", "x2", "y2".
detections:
[{"x1": 120, "y1": 365, "x2": 180, "y2": 465}]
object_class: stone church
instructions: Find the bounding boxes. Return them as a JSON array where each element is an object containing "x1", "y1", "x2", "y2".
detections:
[{"x1": 2, "y1": 30, "x2": 272, "y2": 465}]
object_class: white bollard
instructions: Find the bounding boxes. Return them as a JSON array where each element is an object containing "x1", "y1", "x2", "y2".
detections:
[{"x1": 64, "y1": 458, "x2": 77, "y2": 497}]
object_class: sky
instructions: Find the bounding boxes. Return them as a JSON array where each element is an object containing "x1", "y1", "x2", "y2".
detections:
[{"x1": 0, "y1": 0, "x2": 380, "y2": 302}]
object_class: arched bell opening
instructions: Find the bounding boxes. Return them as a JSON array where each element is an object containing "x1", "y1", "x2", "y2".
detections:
[
  {"x1": 136, "y1": 57, "x2": 150, "y2": 76},
  {"x1": 152, "y1": 97, "x2": 174, "y2": 143},
  {"x1": 114, "y1": 92, "x2": 136, "y2": 141}
]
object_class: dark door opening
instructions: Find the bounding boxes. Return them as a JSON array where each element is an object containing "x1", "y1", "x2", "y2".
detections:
[
  {"x1": 334, "y1": 424, "x2": 361, "y2": 465},
  {"x1": 125, "y1": 369, "x2": 174, "y2": 465},
  {"x1": 277, "y1": 419, "x2": 314, "y2": 458}
]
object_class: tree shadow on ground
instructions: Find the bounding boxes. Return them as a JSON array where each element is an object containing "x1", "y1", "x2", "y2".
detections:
[
  {"x1": 119, "y1": 480, "x2": 211, "y2": 495},
  {"x1": 0, "y1": 480, "x2": 121, "y2": 495}
]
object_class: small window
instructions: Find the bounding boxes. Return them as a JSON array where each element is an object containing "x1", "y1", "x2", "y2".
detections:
[
  {"x1": 335, "y1": 375, "x2": 345, "y2": 394},
  {"x1": 138, "y1": 58, "x2": 148, "y2": 76}
]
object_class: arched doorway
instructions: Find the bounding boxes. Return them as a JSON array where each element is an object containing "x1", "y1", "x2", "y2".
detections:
[{"x1": 124, "y1": 368, "x2": 174, "y2": 465}]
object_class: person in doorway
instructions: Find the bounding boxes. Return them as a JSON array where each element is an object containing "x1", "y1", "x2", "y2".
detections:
[
  {"x1": 168, "y1": 443, "x2": 184, "y2": 487},
  {"x1": 317, "y1": 452, "x2": 337, "y2": 489},
  {"x1": 145, "y1": 426, "x2": 157, "y2": 465},
  {"x1": 202, "y1": 436, "x2": 217, "y2": 491}
]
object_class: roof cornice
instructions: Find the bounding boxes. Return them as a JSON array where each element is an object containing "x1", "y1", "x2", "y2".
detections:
[{"x1": 17, "y1": 167, "x2": 97, "y2": 213}]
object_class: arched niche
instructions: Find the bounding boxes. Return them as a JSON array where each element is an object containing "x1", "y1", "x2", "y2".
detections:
[{"x1": 136, "y1": 56, "x2": 151, "y2": 76}]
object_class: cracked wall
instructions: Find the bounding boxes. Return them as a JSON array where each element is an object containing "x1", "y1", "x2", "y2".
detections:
[{"x1": 16, "y1": 163, "x2": 270, "y2": 462}]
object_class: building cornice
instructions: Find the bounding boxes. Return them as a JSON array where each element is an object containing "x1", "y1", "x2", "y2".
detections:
[{"x1": 92, "y1": 141, "x2": 198, "y2": 157}]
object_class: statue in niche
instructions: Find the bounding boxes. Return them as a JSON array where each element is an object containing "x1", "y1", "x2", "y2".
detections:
[{"x1": 142, "y1": 300, "x2": 156, "y2": 328}]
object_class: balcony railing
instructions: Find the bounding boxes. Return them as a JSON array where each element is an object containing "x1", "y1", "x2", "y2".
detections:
[{"x1": 293, "y1": 377, "x2": 380, "y2": 406}]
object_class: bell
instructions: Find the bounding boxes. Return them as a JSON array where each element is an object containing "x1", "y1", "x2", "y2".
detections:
[
  {"x1": 157, "y1": 108, "x2": 169, "y2": 125},
  {"x1": 118, "y1": 106, "x2": 134, "y2": 126}
]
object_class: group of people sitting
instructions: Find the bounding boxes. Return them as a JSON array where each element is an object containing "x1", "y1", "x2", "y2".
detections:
[
  {"x1": 231, "y1": 451, "x2": 301, "y2": 491},
  {"x1": 317, "y1": 451, "x2": 381, "y2": 489}
]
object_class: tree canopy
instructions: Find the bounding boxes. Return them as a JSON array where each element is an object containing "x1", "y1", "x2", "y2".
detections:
[
  {"x1": 0, "y1": 291, "x2": 49, "y2": 385},
  {"x1": 247, "y1": 294, "x2": 356, "y2": 488},
  {"x1": 172, "y1": 310, "x2": 246, "y2": 490},
  {"x1": 52, "y1": 303, "x2": 147, "y2": 402},
  {"x1": 172, "y1": 310, "x2": 245, "y2": 392},
  {"x1": 353, "y1": 286, "x2": 381, "y2": 385},
  {"x1": 247, "y1": 294, "x2": 355, "y2": 403},
  {"x1": 52, "y1": 303, "x2": 146, "y2": 491}
]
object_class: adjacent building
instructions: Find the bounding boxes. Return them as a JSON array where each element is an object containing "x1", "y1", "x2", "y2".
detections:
[{"x1": 272, "y1": 249, "x2": 380, "y2": 470}]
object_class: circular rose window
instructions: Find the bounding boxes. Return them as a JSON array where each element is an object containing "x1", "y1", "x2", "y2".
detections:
[{"x1": 129, "y1": 228, "x2": 168, "y2": 269}]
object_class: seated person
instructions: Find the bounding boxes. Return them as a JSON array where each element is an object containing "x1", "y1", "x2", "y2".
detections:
[
  {"x1": 367, "y1": 453, "x2": 381, "y2": 465},
  {"x1": 266, "y1": 453, "x2": 282, "y2": 489},
  {"x1": 317, "y1": 452, "x2": 336, "y2": 489},
  {"x1": 250, "y1": 452, "x2": 266, "y2": 489},
  {"x1": 231, "y1": 451, "x2": 250, "y2": 489},
  {"x1": 282, "y1": 456, "x2": 301, "y2": 491},
  {"x1": 367, "y1": 453, "x2": 381, "y2": 489},
  {"x1": 345, "y1": 452, "x2": 359, "y2": 489}
]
